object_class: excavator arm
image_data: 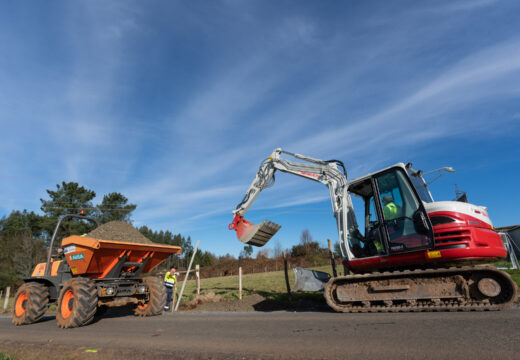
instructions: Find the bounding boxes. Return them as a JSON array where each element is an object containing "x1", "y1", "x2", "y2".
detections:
[{"x1": 229, "y1": 148, "x2": 355, "y2": 259}]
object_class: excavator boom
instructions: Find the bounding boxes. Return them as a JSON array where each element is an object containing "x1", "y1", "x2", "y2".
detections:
[{"x1": 229, "y1": 148, "x2": 347, "y2": 247}]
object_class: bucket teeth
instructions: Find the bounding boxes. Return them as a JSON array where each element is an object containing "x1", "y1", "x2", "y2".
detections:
[{"x1": 239, "y1": 220, "x2": 281, "y2": 247}]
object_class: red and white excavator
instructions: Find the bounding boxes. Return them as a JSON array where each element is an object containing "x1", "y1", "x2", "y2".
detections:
[{"x1": 229, "y1": 148, "x2": 517, "y2": 312}]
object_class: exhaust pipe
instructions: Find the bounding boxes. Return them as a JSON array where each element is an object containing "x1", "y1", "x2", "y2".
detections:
[{"x1": 229, "y1": 215, "x2": 281, "y2": 247}]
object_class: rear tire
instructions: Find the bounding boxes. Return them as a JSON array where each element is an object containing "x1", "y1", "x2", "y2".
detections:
[
  {"x1": 56, "y1": 278, "x2": 98, "y2": 328},
  {"x1": 134, "y1": 277, "x2": 166, "y2": 317},
  {"x1": 11, "y1": 282, "x2": 49, "y2": 325}
]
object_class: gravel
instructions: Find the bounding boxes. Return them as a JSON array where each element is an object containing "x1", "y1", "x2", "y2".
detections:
[{"x1": 87, "y1": 221, "x2": 153, "y2": 244}]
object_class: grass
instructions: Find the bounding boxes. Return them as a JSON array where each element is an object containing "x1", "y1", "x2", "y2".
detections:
[
  {"x1": 176, "y1": 265, "x2": 520, "y2": 303},
  {"x1": 0, "y1": 353, "x2": 15, "y2": 360},
  {"x1": 177, "y1": 264, "x2": 343, "y2": 301},
  {"x1": 504, "y1": 270, "x2": 520, "y2": 286}
]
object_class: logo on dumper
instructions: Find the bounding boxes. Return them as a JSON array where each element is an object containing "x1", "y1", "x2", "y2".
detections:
[{"x1": 70, "y1": 253, "x2": 85, "y2": 261}]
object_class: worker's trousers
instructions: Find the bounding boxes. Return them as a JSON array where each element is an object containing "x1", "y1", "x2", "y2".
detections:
[{"x1": 165, "y1": 286, "x2": 173, "y2": 309}]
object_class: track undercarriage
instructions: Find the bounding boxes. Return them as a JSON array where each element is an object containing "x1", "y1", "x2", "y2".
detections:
[{"x1": 324, "y1": 265, "x2": 517, "y2": 313}]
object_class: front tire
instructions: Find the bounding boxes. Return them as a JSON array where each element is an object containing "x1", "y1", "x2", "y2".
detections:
[
  {"x1": 134, "y1": 277, "x2": 166, "y2": 317},
  {"x1": 56, "y1": 278, "x2": 97, "y2": 328},
  {"x1": 11, "y1": 282, "x2": 49, "y2": 325}
]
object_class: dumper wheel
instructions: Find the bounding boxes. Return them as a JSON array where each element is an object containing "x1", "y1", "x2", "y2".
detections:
[
  {"x1": 12, "y1": 282, "x2": 49, "y2": 326},
  {"x1": 56, "y1": 278, "x2": 98, "y2": 328},
  {"x1": 134, "y1": 277, "x2": 166, "y2": 317}
]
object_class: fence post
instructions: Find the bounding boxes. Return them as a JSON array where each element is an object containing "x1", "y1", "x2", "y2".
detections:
[
  {"x1": 238, "y1": 256, "x2": 243, "y2": 300},
  {"x1": 196, "y1": 264, "x2": 200, "y2": 296},
  {"x1": 175, "y1": 240, "x2": 199, "y2": 312},
  {"x1": 283, "y1": 252, "x2": 291, "y2": 298},
  {"x1": 328, "y1": 239, "x2": 338, "y2": 278},
  {"x1": 3, "y1": 287, "x2": 10, "y2": 312},
  {"x1": 171, "y1": 284, "x2": 177, "y2": 312}
]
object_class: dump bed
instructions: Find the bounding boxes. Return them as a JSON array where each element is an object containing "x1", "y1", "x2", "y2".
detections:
[{"x1": 61, "y1": 235, "x2": 182, "y2": 279}]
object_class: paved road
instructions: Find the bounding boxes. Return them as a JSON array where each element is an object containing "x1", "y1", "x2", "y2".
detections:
[{"x1": 1, "y1": 308, "x2": 519, "y2": 359}]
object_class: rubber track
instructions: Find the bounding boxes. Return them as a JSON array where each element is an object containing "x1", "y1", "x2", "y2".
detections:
[
  {"x1": 324, "y1": 265, "x2": 518, "y2": 313},
  {"x1": 12, "y1": 282, "x2": 49, "y2": 325},
  {"x1": 134, "y1": 277, "x2": 166, "y2": 317},
  {"x1": 57, "y1": 278, "x2": 98, "y2": 328}
]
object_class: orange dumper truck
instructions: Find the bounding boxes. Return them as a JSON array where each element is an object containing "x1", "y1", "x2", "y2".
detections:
[{"x1": 12, "y1": 214, "x2": 182, "y2": 328}]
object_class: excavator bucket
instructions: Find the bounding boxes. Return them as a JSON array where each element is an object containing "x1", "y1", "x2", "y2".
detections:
[{"x1": 229, "y1": 215, "x2": 281, "y2": 247}]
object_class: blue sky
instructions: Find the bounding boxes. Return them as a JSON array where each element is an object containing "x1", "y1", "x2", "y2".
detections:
[{"x1": 1, "y1": 0, "x2": 519, "y2": 256}]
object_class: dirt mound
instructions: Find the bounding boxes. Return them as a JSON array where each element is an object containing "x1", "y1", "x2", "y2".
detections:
[
  {"x1": 180, "y1": 292, "x2": 224, "y2": 310},
  {"x1": 179, "y1": 293, "x2": 331, "y2": 312},
  {"x1": 182, "y1": 293, "x2": 266, "y2": 312},
  {"x1": 87, "y1": 221, "x2": 153, "y2": 244}
]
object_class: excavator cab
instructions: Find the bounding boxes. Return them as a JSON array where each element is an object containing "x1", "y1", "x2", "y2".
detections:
[{"x1": 346, "y1": 166, "x2": 434, "y2": 261}]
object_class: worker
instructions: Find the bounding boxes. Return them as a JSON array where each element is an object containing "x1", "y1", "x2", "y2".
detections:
[
  {"x1": 382, "y1": 195, "x2": 399, "y2": 220},
  {"x1": 164, "y1": 266, "x2": 177, "y2": 311}
]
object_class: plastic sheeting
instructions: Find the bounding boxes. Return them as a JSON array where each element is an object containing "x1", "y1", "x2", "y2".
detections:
[{"x1": 293, "y1": 267, "x2": 331, "y2": 292}]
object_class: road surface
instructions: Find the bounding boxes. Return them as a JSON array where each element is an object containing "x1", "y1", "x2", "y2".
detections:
[{"x1": 1, "y1": 308, "x2": 519, "y2": 359}]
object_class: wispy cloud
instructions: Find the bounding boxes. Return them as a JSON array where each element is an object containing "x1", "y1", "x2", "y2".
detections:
[{"x1": 1, "y1": 1, "x2": 519, "y2": 253}]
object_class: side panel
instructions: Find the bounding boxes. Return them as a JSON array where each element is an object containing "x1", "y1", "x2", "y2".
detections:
[{"x1": 32, "y1": 260, "x2": 63, "y2": 277}]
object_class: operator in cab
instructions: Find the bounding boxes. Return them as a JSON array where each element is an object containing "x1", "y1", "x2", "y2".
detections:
[
  {"x1": 164, "y1": 266, "x2": 177, "y2": 311},
  {"x1": 382, "y1": 195, "x2": 400, "y2": 220}
]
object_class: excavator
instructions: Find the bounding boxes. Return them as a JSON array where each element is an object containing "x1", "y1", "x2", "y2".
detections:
[{"x1": 229, "y1": 148, "x2": 517, "y2": 312}]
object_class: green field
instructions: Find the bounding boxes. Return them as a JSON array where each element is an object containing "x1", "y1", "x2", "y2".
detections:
[
  {"x1": 177, "y1": 264, "x2": 343, "y2": 302},
  {"x1": 177, "y1": 266, "x2": 520, "y2": 302}
]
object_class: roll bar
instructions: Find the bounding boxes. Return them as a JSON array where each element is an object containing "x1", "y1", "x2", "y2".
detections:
[{"x1": 44, "y1": 214, "x2": 100, "y2": 276}]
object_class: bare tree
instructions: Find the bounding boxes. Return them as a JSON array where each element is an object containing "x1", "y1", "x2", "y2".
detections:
[
  {"x1": 300, "y1": 229, "x2": 313, "y2": 253},
  {"x1": 256, "y1": 248, "x2": 270, "y2": 259},
  {"x1": 272, "y1": 240, "x2": 283, "y2": 258},
  {"x1": 13, "y1": 234, "x2": 46, "y2": 276}
]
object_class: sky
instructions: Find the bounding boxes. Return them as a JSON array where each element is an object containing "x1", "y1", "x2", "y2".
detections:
[{"x1": 1, "y1": 0, "x2": 519, "y2": 256}]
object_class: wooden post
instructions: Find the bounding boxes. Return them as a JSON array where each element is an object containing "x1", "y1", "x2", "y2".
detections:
[
  {"x1": 238, "y1": 256, "x2": 243, "y2": 300},
  {"x1": 175, "y1": 240, "x2": 199, "y2": 312},
  {"x1": 3, "y1": 287, "x2": 10, "y2": 311},
  {"x1": 328, "y1": 239, "x2": 338, "y2": 278},
  {"x1": 282, "y1": 252, "x2": 291, "y2": 298},
  {"x1": 196, "y1": 264, "x2": 200, "y2": 296},
  {"x1": 171, "y1": 284, "x2": 177, "y2": 312}
]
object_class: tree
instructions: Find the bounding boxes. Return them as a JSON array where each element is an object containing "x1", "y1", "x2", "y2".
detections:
[
  {"x1": 256, "y1": 248, "x2": 270, "y2": 259},
  {"x1": 41, "y1": 182, "x2": 96, "y2": 217},
  {"x1": 300, "y1": 229, "x2": 313, "y2": 246},
  {"x1": 96, "y1": 192, "x2": 136, "y2": 224},
  {"x1": 240, "y1": 245, "x2": 253, "y2": 258},
  {"x1": 272, "y1": 240, "x2": 283, "y2": 258},
  {"x1": 40, "y1": 182, "x2": 97, "y2": 238},
  {"x1": 0, "y1": 211, "x2": 47, "y2": 287}
]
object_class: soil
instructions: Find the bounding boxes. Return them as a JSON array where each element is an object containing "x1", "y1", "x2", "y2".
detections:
[
  {"x1": 178, "y1": 293, "x2": 330, "y2": 312},
  {"x1": 87, "y1": 221, "x2": 153, "y2": 244}
]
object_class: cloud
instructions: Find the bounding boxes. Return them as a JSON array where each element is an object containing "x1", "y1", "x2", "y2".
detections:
[
  {"x1": 416, "y1": 0, "x2": 498, "y2": 14},
  {"x1": 287, "y1": 37, "x2": 520, "y2": 156}
]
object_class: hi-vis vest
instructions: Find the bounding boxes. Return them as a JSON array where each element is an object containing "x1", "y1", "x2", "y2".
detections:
[
  {"x1": 164, "y1": 271, "x2": 176, "y2": 288},
  {"x1": 383, "y1": 202, "x2": 399, "y2": 220}
]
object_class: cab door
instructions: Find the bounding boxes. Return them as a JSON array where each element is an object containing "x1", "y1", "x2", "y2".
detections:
[{"x1": 373, "y1": 167, "x2": 434, "y2": 254}]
